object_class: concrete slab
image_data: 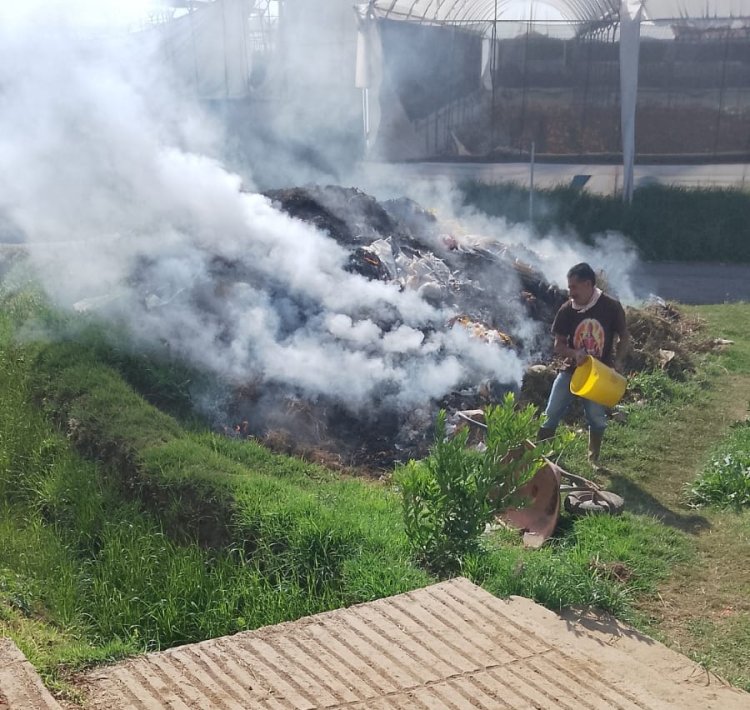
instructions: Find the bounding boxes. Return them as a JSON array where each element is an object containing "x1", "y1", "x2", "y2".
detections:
[
  {"x1": 75, "y1": 578, "x2": 750, "y2": 709},
  {"x1": 0, "y1": 638, "x2": 61, "y2": 710}
]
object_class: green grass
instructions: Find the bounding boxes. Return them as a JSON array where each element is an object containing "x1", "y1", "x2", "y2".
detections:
[
  {"x1": 600, "y1": 303, "x2": 750, "y2": 690},
  {"x1": 460, "y1": 182, "x2": 750, "y2": 262},
  {"x1": 468, "y1": 512, "x2": 688, "y2": 617},
  {"x1": 0, "y1": 509, "x2": 136, "y2": 700},
  {"x1": 691, "y1": 303, "x2": 750, "y2": 373},
  {"x1": 679, "y1": 305, "x2": 750, "y2": 510},
  {"x1": 551, "y1": 365, "x2": 708, "y2": 486}
]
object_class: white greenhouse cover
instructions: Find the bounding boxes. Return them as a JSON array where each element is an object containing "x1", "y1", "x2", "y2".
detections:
[
  {"x1": 370, "y1": 0, "x2": 750, "y2": 25},
  {"x1": 365, "y1": 0, "x2": 750, "y2": 201},
  {"x1": 144, "y1": 0, "x2": 252, "y2": 99}
]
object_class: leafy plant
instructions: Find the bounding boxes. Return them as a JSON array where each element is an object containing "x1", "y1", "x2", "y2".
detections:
[
  {"x1": 626, "y1": 369, "x2": 695, "y2": 406},
  {"x1": 484, "y1": 394, "x2": 548, "y2": 505},
  {"x1": 687, "y1": 425, "x2": 750, "y2": 509},
  {"x1": 396, "y1": 394, "x2": 548, "y2": 575},
  {"x1": 397, "y1": 414, "x2": 490, "y2": 574}
]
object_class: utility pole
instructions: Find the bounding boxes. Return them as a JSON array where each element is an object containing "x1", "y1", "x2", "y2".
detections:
[{"x1": 529, "y1": 140, "x2": 535, "y2": 224}]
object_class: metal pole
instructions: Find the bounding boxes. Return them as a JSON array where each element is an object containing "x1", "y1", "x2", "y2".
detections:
[
  {"x1": 490, "y1": 0, "x2": 498, "y2": 147},
  {"x1": 529, "y1": 140, "x2": 535, "y2": 224},
  {"x1": 713, "y1": 32, "x2": 730, "y2": 156},
  {"x1": 362, "y1": 88, "x2": 370, "y2": 151}
]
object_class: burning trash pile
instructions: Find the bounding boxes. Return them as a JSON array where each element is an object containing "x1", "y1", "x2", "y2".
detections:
[
  {"x1": 213, "y1": 186, "x2": 718, "y2": 471},
  {"x1": 221, "y1": 184, "x2": 570, "y2": 470},
  {"x1": 58, "y1": 181, "x2": 715, "y2": 474}
]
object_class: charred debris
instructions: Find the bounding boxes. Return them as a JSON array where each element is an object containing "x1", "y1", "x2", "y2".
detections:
[
  {"x1": 226, "y1": 184, "x2": 560, "y2": 472},
  {"x1": 213, "y1": 185, "x2": 705, "y2": 473}
]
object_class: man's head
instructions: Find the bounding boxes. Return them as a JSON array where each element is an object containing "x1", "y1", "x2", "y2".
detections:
[{"x1": 567, "y1": 262, "x2": 596, "y2": 306}]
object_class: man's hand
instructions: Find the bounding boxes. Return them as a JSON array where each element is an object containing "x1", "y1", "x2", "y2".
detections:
[{"x1": 554, "y1": 335, "x2": 589, "y2": 366}]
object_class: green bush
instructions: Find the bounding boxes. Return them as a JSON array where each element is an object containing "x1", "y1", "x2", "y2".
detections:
[
  {"x1": 625, "y1": 369, "x2": 698, "y2": 406},
  {"x1": 396, "y1": 395, "x2": 547, "y2": 574},
  {"x1": 397, "y1": 418, "x2": 490, "y2": 574},
  {"x1": 688, "y1": 424, "x2": 750, "y2": 509}
]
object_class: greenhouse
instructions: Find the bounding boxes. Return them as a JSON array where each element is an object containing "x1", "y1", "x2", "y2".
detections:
[
  {"x1": 358, "y1": 0, "x2": 750, "y2": 197},
  {"x1": 90, "y1": 0, "x2": 750, "y2": 195}
]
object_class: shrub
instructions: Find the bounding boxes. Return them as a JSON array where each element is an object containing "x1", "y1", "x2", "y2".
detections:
[
  {"x1": 397, "y1": 415, "x2": 490, "y2": 575},
  {"x1": 396, "y1": 394, "x2": 547, "y2": 575},
  {"x1": 626, "y1": 369, "x2": 689, "y2": 405}
]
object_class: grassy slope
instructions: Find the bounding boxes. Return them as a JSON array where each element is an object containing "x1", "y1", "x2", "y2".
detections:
[
  {"x1": 0, "y1": 296, "x2": 432, "y2": 700},
  {"x1": 1, "y1": 293, "x2": 748, "y2": 697}
]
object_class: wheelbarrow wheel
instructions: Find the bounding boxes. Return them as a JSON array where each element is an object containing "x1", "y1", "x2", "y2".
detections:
[{"x1": 564, "y1": 490, "x2": 624, "y2": 516}]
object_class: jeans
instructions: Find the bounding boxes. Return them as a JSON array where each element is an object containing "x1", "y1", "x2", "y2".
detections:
[{"x1": 543, "y1": 371, "x2": 608, "y2": 433}]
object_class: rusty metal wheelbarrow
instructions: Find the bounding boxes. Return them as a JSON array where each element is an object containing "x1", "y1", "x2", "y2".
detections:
[
  {"x1": 500, "y1": 458, "x2": 623, "y2": 548},
  {"x1": 455, "y1": 411, "x2": 624, "y2": 549}
]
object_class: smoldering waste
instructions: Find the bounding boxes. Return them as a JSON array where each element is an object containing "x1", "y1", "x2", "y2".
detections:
[
  {"x1": 121, "y1": 185, "x2": 706, "y2": 473},
  {"x1": 222, "y1": 184, "x2": 568, "y2": 471}
]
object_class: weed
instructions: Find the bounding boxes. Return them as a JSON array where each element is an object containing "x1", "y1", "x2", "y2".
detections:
[
  {"x1": 687, "y1": 422, "x2": 750, "y2": 509},
  {"x1": 625, "y1": 368, "x2": 699, "y2": 407}
]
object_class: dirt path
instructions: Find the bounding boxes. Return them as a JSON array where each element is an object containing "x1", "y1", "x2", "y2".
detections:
[
  {"x1": 71, "y1": 578, "x2": 747, "y2": 710},
  {"x1": 624, "y1": 371, "x2": 750, "y2": 687}
]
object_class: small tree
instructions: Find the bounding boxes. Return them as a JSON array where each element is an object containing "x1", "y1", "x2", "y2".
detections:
[{"x1": 397, "y1": 393, "x2": 550, "y2": 575}]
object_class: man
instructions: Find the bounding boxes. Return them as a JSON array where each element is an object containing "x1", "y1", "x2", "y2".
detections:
[{"x1": 539, "y1": 262, "x2": 630, "y2": 467}]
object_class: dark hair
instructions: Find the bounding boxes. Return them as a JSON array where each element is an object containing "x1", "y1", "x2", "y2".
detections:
[{"x1": 567, "y1": 262, "x2": 596, "y2": 285}]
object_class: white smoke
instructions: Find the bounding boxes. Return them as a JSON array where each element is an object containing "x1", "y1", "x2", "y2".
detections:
[
  {"x1": 355, "y1": 171, "x2": 641, "y2": 305},
  {"x1": 0, "y1": 2, "x2": 526, "y2": 411}
]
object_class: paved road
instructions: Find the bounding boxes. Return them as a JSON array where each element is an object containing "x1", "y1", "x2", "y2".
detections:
[
  {"x1": 370, "y1": 161, "x2": 750, "y2": 195},
  {"x1": 632, "y1": 262, "x2": 750, "y2": 305}
]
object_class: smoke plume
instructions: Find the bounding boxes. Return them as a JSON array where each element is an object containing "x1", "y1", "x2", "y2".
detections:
[{"x1": 0, "y1": 2, "x2": 530, "y2": 412}]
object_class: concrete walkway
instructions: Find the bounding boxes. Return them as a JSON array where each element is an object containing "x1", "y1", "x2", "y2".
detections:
[
  {"x1": 0, "y1": 638, "x2": 60, "y2": 710},
  {"x1": 68, "y1": 578, "x2": 748, "y2": 709}
]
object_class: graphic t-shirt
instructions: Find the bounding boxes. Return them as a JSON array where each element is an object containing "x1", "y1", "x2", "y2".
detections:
[{"x1": 551, "y1": 293, "x2": 627, "y2": 371}]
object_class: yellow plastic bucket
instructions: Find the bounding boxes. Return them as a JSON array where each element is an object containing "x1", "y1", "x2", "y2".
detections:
[{"x1": 570, "y1": 356, "x2": 626, "y2": 407}]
